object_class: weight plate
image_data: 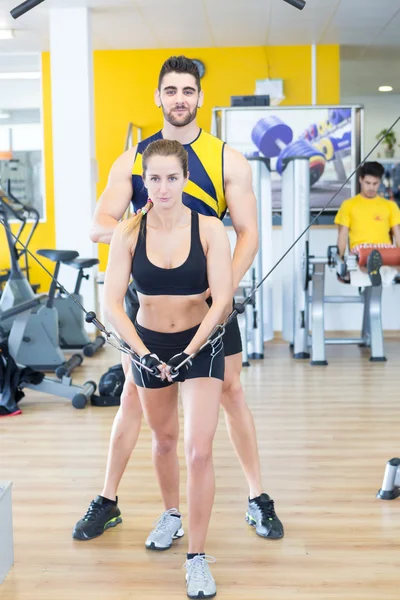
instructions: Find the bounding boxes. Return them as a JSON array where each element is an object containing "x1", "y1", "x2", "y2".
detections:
[{"x1": 251, "y1": 115, "x2": 293, "y2": 158}]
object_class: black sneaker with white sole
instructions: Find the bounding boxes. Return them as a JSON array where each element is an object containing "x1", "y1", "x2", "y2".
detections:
[
  {"x1": 246, "y1": 493, "x2": 284, "y2": 539},
  {"x1": 73, "y1": 495, "x2": 122, "y2": 540}
]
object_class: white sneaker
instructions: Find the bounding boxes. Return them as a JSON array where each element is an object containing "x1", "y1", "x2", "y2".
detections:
[
  {"x1": 145, "y1": 508, "x2": 184, "y2": 550},
  {"x1": 184, "y1": 554, "x2": 217, "y2": 599}
]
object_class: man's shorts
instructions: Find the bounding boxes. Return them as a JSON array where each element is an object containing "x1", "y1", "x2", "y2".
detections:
[
  {"x1": 132, "y1": 321, "x2": 224, "y2": 389},
  {"x1": 205, "y1": 296, "x2": 242, "y2": 357}
]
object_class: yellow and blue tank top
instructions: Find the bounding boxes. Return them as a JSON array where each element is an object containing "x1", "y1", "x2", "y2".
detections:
[{"x1": 131, "y1": 129, "x2": 226, "y2": 220}]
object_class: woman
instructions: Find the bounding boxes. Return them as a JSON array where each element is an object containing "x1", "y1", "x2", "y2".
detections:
[{"x1": 103, "y1": 139, "x2": 233, "y2": 599}]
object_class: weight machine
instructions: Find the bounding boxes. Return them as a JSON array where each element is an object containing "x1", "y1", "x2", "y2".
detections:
[
  {"x1": 281, "y1": 157, "x2": 390, "y2": 364},
  {"x1": 236, "y1": 156, "x2": 273, "y2": 363}
]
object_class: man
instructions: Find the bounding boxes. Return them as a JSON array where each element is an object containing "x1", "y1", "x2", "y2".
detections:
[
  {"x1": 73, "y1": 56, "x2": 283, "y2": 546},
  {"x1": 335, "y1": 161, "x2": 400, "y2": 286}
]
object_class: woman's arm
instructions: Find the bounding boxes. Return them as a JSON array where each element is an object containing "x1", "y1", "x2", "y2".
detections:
[
  {"x1": 184, "y1": 218, "x2": 233, "y2": 356},
  {"x1": 103, "y1": 220, "x2": 150, "y2": 357}
]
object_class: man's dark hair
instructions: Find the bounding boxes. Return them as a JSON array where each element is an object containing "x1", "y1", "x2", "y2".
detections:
[
  {"x1": 358, "y1": 161, "x2": 384, "y2": 180},
  {"x1": 158, "y1": 56, "x2": 201, "y2": 92}
]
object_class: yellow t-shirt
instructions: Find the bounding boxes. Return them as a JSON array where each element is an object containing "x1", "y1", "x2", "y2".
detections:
[{"x1": 334, "y1": 194, "x2": 400, "y2": 249}]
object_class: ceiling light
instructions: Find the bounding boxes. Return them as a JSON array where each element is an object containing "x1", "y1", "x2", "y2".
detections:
[
  {"x1": 379, "y1": 85, "x2": 393, "y2": 92},
  {"x1": 0, "y1": 29, "x2": 14, "y2": 40},
  {"x1": 0, "y1": 112, "x2": 10, "y2": 119},
  {"x1": 0, "y1": 72, "x2": 40, "y2": 80}
]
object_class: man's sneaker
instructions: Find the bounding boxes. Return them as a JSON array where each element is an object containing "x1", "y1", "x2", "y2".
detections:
[
  {"x1": 367, "y1": 249, "x2": 383, "y2": 286},
  {"x1": 184, "y1": 555, "x2": 217, "y2": 599},
  {"x1": 145, "y1": 508, "x2": 184, "y2": 551},
  {"x1": 246, "y1": 493, "x2": 284, "y2": 539},
  {"x1": 72, "y1": 495, "x2": 122, "y2": 540}
]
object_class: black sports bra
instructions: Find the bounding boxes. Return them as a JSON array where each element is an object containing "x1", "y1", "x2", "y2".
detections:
[{"x1": 131, "y1": 210, "x2": 209, "y2": 296}]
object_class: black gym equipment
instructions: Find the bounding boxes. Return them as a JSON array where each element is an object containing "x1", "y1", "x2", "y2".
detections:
[
  {"x1": 0, "y1": 188, "x2": 39, "y2": 326},
  {"x1": 0, "y1": 302, "x2": 97, "y2": 414},
  {"x1": 283, "y1": 0, "x2": 306, "y2": 9},
  {"x1": 96, "y1": 363, "x2": 125, "y2": 407},
  {"x1": 10, "y1": 0, "x2": 45, "y2": 19},
  {"x1": 5, "y1": 181, "x2": 40, "y2": 292}
]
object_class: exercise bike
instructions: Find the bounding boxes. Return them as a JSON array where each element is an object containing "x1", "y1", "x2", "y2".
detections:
[
  {"x1": 0, "y1": 187, "x2": 39, "y2": 327},
  {"x1": 39, "y1": 251, "x2": 105, "y2": 357}
]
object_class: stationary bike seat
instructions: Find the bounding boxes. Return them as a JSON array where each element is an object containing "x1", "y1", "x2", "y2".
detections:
[
  {"x1": 63, "y1": 258, "x2": 100, "y2": 269},
  {"x1": 37, "y1": 249, "x2": 79, "y2": 263}
]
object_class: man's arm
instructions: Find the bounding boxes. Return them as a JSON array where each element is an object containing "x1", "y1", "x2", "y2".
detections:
[
  {"x1": 337, "y1": 225, "x2": 349, "y2": 258},
  {"x1": 391, "y1": 224, "x2": 400, "y2": 247},
  {"x1": 223, "y1": 145, "x2": 259, "y2": 292},
  {"x1": 89, "y1": 147, "x2": 137, "y2": 244}
]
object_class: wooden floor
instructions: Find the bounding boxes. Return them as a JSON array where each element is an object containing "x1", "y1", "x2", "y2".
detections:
[{"x1": 2, "y1": 338, "x2": 400, "y2": 600}]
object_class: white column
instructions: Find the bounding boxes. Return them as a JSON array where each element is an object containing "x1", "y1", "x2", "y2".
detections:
[
  {"x1": 311, "y1": 43, "x2": 317, "y2": 105},
  {"x1": 49, "y1": 7, "x2": 98, "y2": 323}
]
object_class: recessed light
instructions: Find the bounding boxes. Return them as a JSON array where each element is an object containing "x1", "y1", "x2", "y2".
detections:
[
  {"x1": 379, "y1": 85, "x2": 393, "y2": 92},
  {"x1": 0, "y1": 30, "x2": 14, "y2": 40},
  {"x1": 0, "y1": 72, "x2": 40, "y2": 80}
]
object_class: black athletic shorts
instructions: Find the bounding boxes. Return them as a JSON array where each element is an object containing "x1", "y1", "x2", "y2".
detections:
[
  {"x1": 206, "y1": 296, "x2": 242, "y2": 357},
  {"x1": 125, "y1": 283, "x2": 242, "y2": 358},
  {"x1": 132, "y1": 321, "x2": 224, "y2": 389}
]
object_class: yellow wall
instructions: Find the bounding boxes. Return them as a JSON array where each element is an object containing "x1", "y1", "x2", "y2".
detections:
[
  {"x1": 0, "y1": 45, "x2": 339, "y2": 289},
  {"x1": 316, "y1": 45, "x2": 340, "y2": 105}
]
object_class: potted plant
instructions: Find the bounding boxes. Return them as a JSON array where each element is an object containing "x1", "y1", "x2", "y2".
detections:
[{"x1": 376, "y1": 129, "x2": 398, "y2": 158}]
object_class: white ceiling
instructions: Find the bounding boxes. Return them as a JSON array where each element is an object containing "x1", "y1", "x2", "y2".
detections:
[
  {"x1": 0, "y1": 0, "x2": 399, "y2": 96},
  {"x1": 0, "y1": 0, "x2": 400, "y2": 51}
]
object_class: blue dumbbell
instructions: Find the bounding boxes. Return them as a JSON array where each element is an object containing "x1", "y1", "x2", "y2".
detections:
[
  {"x1": 251, "y1": 116, "x2": 326, "y2": 186},
  {"x1": 251, "y1": 115, "x2": 294, "y2": 157}
]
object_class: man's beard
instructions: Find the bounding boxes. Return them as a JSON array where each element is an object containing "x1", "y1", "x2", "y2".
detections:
[{"x1": 162, "y1": 104, "x2": 198, "y2": 128}]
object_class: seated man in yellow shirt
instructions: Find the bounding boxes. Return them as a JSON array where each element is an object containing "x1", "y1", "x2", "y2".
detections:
[{"x1": 335, "y1": 161, "x2": 400, "y2": 286}]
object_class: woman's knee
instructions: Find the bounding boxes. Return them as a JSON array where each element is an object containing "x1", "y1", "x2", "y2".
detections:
[
  {"x1": 221, "y1": 370, "x2": 245, "y2": 411},
  {"x1": 152, "y1": 432, "x2": 178, "y2": 456},
  {"x1": 119, "y1": 373, "x2": 142, "y2": 415},
  {"x1": 185, "y1": 441, "x2": 213, "y2": 471}
]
